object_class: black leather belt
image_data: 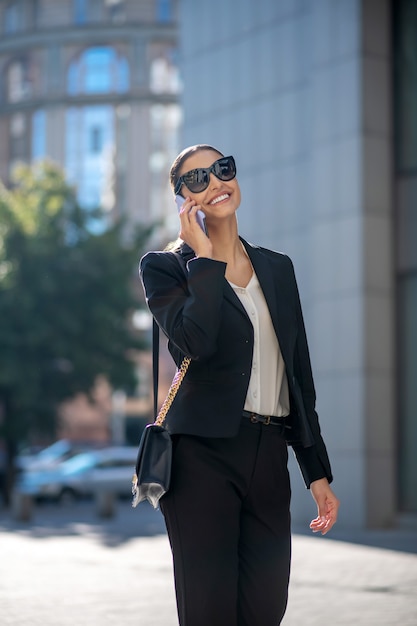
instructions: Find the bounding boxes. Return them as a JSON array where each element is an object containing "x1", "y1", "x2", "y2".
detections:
[{"x1": 242, "y1": 410, "x2": 287, "y2": 428}]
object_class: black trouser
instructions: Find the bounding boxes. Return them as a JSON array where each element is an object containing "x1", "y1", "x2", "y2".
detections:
[{"x1": 160, "y1": 418, "x2": 292, "y2": 626}]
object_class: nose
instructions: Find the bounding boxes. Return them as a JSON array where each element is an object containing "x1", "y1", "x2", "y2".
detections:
[{"x1": 208, "y1": 172, "x2": 220, "y2": 189}]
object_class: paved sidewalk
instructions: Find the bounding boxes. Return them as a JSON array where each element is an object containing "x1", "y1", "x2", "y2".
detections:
[{"x1": 0, "y1": 501, "x2": 416, "y2": 625}]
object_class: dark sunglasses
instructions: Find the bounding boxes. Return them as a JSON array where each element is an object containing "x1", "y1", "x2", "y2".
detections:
[{"x1": 174, "y1": 155, "x2": 236, "y2": 195}]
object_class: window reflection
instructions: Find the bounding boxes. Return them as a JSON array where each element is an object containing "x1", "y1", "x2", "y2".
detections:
[
  {"x1": 74, "y1": 0, "x2": 88, "y2": 24},
  {"x1": 11, "y1": 112, "x2": 25, "y2": 138},
  {"x1": 156, "y1": 0, "x2": 172, "y2": 22},
  {"x1": 150, "y1": 48, "x2": 180, "y2": 94},
  {"x1": 90, "y1": 126, "x2": 103, "y2": 153},
  {"x1": 31, "y1": 110, "x2": 46, "y2": 160},
  {"x1": 9, "y1": 112, "x2": 27, "y2": 166},
  {"x1": 106, "y1": 0, "x2": 126, "y2": 22},
  {"x1": 67, "y1": 47, "x2": 129, "y2": 95},
  {"x1": 149, "y1": 103, "x2": 182, "y2": 230},
  {"x1": 7, "y1": 61, "x2": 25, "y2": 102},
  {"x1": 65, "y1": 46, "x2": 130, "y2": 228},
  {"x1": 66, "y1": 106, "x2": 114, "y2": 219},
  {"x1": 4, "y1": 1, "x2": 22, "y2": 33}
]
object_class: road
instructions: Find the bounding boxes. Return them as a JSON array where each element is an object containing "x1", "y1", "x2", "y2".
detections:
[{"x1": 1, "y1": 500, "x2": 416, "y2": 625}]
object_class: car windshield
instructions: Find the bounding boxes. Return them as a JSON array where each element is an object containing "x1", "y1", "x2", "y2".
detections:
[
  {"x1": 36, "y1": 440, "x2": 71, "y2": 462},
  {"x1": 61, "y1": 453, "x2": 96, "y2": 475}
]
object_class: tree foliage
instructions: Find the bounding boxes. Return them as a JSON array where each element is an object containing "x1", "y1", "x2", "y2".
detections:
[{"x1": 0, "y1": 161, "x2": 152, "y2": 458}]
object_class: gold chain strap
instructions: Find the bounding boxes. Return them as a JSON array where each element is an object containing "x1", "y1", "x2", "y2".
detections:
[{"x1": 154, "y1": 356, "x2": 191, "y2": 427}]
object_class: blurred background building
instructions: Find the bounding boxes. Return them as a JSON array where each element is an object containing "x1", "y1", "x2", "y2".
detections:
[
  {"x1": 1, "y1": 0, "x2": 416, "y2": 530},
  {"x1": 0, "y1": 0, "x2": 181, "y2": 235},
  {"x1": 0, "y1": 0, "x2": 181, "y2": 452}
]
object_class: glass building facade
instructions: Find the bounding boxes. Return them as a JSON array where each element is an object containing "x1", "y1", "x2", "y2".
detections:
[{"x1": 0, "y1": 0, "x2": 181, "y2": 237}]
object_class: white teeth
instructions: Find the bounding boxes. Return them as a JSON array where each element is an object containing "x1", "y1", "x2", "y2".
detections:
[{"x1": 210, "y1": 193, "x2": 229, "y2": 205}]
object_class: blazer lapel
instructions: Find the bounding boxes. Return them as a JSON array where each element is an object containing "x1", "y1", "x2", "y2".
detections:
[
  {"x1": 223, "y1": 278, "x2": 252, "y2": 323},
  {"x1": 179, "y1": 242, "x2": 251, "y2": 323},
  {"x1": 180, "y1": 239, "x2": 293, "y2": 364},
  {"x1": 241, "y1": 238, "x2": 293, "y2": 368}
]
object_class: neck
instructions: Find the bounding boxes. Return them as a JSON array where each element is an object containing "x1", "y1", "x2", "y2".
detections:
[
  {"x1": 207, "y1": 217, "x2": 252, "y2": 288},
  {"x1": 206, "y1": 217, "x2": 242, "y2": 264}
]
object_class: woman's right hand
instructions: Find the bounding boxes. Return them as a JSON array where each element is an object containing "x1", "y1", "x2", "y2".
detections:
[{"x1": 179, "y1": 197, "x2": 213, "y2": 259}]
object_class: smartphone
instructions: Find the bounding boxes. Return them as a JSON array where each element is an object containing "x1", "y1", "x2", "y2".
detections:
[{"x1": 175, "y1": 194, "x2": 207, "y2": 234}]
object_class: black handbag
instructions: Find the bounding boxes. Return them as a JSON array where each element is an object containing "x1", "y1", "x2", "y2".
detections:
[{"x1": 132, "y1": 318, "x2": 190, "y2": 509}]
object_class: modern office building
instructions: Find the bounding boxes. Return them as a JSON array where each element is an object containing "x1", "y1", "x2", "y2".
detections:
[
  {"x1": 0, "y1": 0, "x2": 181, "y2": 236},
  {"x1": 179, "y1": 0, "x2": 416, "y2": 529}
]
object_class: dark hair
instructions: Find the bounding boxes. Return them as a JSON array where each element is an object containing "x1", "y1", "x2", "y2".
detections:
[{"x1": 169, "y1": 144, "x2": 224, "y2": 194}]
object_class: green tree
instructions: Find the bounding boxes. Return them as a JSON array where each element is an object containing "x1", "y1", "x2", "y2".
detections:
[{"x1": 0, "y1": 162, "x2": 152, "y2": 503}]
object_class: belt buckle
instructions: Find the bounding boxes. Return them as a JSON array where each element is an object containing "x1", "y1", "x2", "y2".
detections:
[{"x1": 264, "y1": 415, "x2": 271, "y2": 426}]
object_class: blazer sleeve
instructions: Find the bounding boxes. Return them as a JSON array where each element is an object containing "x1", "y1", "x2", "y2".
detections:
[
  {"x1": 140, "y1": 251, "x2": 227, "y2": 360},
  {"x1": 287, "y1": 256, "x2": 333, "y2": 487}
]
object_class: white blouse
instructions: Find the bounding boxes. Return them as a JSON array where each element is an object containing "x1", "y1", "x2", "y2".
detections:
[{"x1": 228, "y1": 271, "x2": 290, "y2": 417}]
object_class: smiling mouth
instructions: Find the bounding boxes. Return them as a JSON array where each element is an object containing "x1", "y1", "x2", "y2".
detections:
[{"x1": 210, "y1": 193, "x2": 230, "y2": 205}]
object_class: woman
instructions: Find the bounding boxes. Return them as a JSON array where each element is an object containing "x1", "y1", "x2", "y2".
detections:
[{"x1": 140, "y1": 144, "x2": 340, "y2": 626}]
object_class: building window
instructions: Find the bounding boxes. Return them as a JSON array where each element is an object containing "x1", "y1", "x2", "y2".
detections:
[
  {"x1": 73, "y1": 0, "x2": 88, "y2": 24},
  {"x1": 105, "y1": 0, "x2": 126, "y2": 22},
  {"x1": 156, "y1": 0, "x2": 172, "y2": 22},
  {"x1": 150, "y1": 48, "x2": 181, "y2": 94},
  {"x1": 90, "y1": 126, "x2": 103, "y2": 153},
  {"x1": 10, "y1": 112, "x2": 25, "y2": 138},
  {"x1": 9, "y1": 111, "x2": 27, "y2": 168},
  {"x1": 67, "y1": 47, "x2": 129, "y2": 95},
  {"x1": 31, "y1": 109, "x2": 46, "y2": 160},
  {"x1": 149, "y1": 103, "x2": 181, "y2": 231},
  {"x1": 6, "y1": 60, "x2": 25, "y2": 102},
  {"x1": 66, "y1": 105, "x2": 115, "y2": 224},
  {"x1": 3, "y1": 1, "x2": 23, "y2": 34}
]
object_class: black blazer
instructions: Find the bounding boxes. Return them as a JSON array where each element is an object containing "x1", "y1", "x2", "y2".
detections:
[{"x1": 140, "y1": 238, "x2": 332, "y2": 488}]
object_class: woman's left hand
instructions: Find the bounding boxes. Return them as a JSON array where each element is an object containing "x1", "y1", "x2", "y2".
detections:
[{"x1": 309, "y1": 478, "x2": 340, "y2": 535}]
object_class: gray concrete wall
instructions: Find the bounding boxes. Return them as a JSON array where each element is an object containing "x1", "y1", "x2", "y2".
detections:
[{"x1": 179, "y1": 0, "x2": 395, "y2": 528}]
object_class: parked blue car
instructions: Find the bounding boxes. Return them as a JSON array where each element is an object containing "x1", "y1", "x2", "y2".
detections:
[
  {"x1": 15, "y1": 440, "x2": 77, "y2": 472},
  {"x1": 16, "y1": 446, "x2": 138, "y2": 502}
]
